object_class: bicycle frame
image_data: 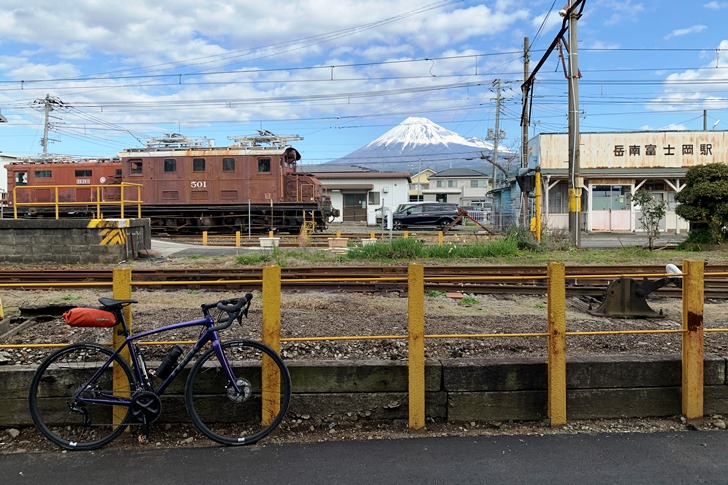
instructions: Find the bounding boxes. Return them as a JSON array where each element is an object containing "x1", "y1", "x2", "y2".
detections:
[{"x1": 74, "y1": 311, "x2": 243, "y2": 408}]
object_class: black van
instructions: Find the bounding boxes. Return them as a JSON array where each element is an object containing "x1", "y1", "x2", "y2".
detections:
[{"x1": 392, "y1": 203, "x2": 459, "y2": 230}]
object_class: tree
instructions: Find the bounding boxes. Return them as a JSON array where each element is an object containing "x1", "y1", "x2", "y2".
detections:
[
  {"x1": 631, "y1": 189, "x2": 666, "y2": 250},
  {"x1": 675, "y1": 163, "x2": 728, "y2": 244}
]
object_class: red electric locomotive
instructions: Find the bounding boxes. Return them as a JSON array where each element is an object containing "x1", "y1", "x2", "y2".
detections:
[{"x1": 5, "y1": 132, "x2": 339, "y2": 233}]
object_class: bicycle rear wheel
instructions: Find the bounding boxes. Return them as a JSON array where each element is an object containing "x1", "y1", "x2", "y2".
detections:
[
  {"x1": 28, "y1": 343, "x2": 134, "y2": 450},
  {"x1": 185, "y1": 339, "x2": 291, "y2": 445}
]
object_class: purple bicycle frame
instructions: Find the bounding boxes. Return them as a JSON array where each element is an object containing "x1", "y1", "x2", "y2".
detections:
[{"x1": 75, "y1": 314, "x2": 242, "y2": 407}]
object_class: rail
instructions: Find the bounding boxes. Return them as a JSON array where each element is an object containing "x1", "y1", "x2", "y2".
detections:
[
  {"x1": 0, "y1": 261, "x2": 710, "y2": 429},
  {"x1": 11, "y1": 182, "x2": 143, "y2": 219}
]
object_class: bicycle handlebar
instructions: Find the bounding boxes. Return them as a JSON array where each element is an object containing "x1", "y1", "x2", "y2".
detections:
[{"x1": 201, "y1": 293, "x2": 253, "y2": 332}]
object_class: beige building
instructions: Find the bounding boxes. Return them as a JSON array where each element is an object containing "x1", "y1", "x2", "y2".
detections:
[{"x1": 530, "y1": 131, "x2": 727, "y2": 233}]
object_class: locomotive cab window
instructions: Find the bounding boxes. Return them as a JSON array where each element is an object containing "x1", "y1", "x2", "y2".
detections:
[
  {"x1": 164, "y1": 159, "x2": 177, "y2": 173},
  {"x1": 193, "y1": 158, "x2": 206, "y2": 172},
  {"x1": 222, "y1": 157, "x2": 235, "y2": 172},
  {"x1": 75, "y1": 170, "x2": 92, "y2": 177},
  {"x1": 258, "y1": 158, "x2": 271, "y2": 173},
  {"x1": 130, "y1": 160, "x2": 143, "y2": 175},
  {"x1": 16, "y1": 172, "x2": 28, "y2": 186},
  {"x1": 35, "y1": 170, "x2": 52, "y2": 178}
]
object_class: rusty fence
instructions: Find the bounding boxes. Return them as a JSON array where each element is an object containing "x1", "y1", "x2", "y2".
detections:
[{"x1": 0, "y1": 260, "x2": 716, "y2": 429}]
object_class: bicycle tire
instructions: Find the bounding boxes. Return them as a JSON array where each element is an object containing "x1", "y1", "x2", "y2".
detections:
[
  {"x1": 28, "y1": 343, "x2": 135, "y2": 450},
  {"x1": 185, "y1": 339, "x2": 291, "y2": 445}
]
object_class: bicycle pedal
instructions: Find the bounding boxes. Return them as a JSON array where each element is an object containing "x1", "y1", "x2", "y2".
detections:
[{"x1": 137, "y1": 433, "x2": 149, "y2": 445}]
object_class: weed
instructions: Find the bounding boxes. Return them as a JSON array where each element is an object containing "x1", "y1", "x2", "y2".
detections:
[
  {"x1": 459, "y1": 295, "x2": 478, "y2": 306},
  {"x1": 426, "y1": 290, "x2": 446, "y2": 297}
]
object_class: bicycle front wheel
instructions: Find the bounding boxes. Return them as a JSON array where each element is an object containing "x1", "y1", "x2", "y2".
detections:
[
  {"x1": 185, "y1": 339, "x2": 291, "y2": 445},
  {"x1": 28, "y1": 343, "x2": 134, "y2": 450}
]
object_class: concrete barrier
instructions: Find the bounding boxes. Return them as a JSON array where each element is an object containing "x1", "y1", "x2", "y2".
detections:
[
  {"x1": 3, "y1": 354, "x2": 727, "y2": 427},
  {"x1": 0, "y1": 218, "x2": 151, "y2": 264}
]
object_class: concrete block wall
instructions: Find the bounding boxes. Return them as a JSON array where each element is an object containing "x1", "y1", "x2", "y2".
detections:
[
  {"x1": 0, "y1": 218, "x2": 151, "y2": 264},
  {"x1": 2, "y1": 354, "x2": 727, "y2": 427}
]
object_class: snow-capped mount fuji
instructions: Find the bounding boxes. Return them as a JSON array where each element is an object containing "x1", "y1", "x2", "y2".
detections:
[{"x1": 331, "y1": 117, "x2": 511, "y2": 173}]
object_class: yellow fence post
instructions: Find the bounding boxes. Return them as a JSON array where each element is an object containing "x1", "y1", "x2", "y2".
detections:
[
  {"x1": 235, "y1": 231, "x2": 241, "y2": 247},
  {"x1": 262, "y1": 265, "x2": 282, "y2": 425},
  {"x1": 408, "y1": 262, "x2": 425, "y2": 430},
  {"x1": 202, "y1": 231, "x2": 208, "y2": 246},
  {"x1": 404, "y1": 231, "x2": 409, "y2": 238},
  {"x1": 438, "y1": 231, "x2": 443, "y2": 246},
  {"x1": 112, "y1": 268, "x2": 132, "y2": 427},
  {"x1": 682, "y1": 259, "x2": 704, "y2": 422},
  {"x1": 547, "y1": 262, "x2": 566, "y2": 426}
]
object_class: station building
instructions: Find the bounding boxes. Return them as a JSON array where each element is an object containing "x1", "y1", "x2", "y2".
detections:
[{"x1": 529, "y1": 130, "x2": 727, "y2": 233}]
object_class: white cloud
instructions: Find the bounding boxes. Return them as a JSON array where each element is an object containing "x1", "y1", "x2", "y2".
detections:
[
  {"x1": 704, "y1": 1, "x2": 728, "y2": 9},
  {"x1": 664, "y1": 25, "x2": 708, "y2": 40}
]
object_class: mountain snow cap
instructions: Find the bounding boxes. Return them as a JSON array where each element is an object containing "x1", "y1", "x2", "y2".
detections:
[{"x1": 366, "y1": 117, "x2": 493, "y2": 151}]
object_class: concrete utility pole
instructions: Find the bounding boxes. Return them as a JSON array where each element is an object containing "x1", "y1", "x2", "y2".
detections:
[
  {"x1": 35, "y1": 94, "x2": 64, "y2": 161},
  {"x1": 521, "y1": 37, "x2": 530, "y2": 227},
  {"x1": 487, "y1": 79, "x2": 504, "y2": 228},
  {"x1": 567, "y1": 0, "x2": 582, "y2": 247}
]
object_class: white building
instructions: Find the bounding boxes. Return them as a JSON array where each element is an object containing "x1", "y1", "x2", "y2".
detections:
[{"x1": 308, "y1": 165, "x2": 411, "y2": 225}]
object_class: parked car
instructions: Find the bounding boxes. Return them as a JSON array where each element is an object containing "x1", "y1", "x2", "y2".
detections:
[
  {"x1": 391, "y1": 202, "x2": 459, "y2": 230},
  {"x1": 375, "y1": 202, "x2": 427, "y2": 224}
]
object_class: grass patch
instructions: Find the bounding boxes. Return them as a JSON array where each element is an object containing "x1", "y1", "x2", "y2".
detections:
[
  {"x1": 459, "y1": 295, "x2": 478, "y2": 306},
  {"x1": 346, "y1": 236, "x2": 519, "y2": 260}
]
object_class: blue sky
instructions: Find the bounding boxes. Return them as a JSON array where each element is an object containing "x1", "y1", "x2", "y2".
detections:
[{"x1": 0, "y1": 0, "x2": 727, "y2": 165}]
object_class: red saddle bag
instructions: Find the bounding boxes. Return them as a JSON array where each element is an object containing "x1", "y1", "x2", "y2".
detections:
[{"x1": 63, "y1": 307, "x2": 117, "y2": 328}]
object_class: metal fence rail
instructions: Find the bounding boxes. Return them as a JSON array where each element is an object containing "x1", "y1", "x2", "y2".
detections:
[{"x1": 0, "y1": 261, "x2": 708, "y2": 428}]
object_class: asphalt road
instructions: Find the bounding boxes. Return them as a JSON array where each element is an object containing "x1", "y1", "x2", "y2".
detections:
[{"x1": 2, "y1": 430, "x2": 727, "y2": 485}]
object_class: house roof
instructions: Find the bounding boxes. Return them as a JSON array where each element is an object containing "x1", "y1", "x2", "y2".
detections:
[
  {"x1": 303, "y1": 164, "x2": 379, "y2": 173},
  {"x1": 429, "y1": 168, "x2": 489, "y2": 178}
]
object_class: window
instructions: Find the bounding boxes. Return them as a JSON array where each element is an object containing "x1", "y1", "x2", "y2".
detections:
[
  {"x1": 115, "y1": 169, "x2": 122, "y2": 177},
  {"x1": 75, "y1": 169, "x2": 92, "y2": 177},
  {"x1": 258, "y1": 158, "x2": 271, "y2": 173},
  {"x1": 130, "y1": 160, "x2": 143, "y2": 174},
  {"x1": 548, "y1": 185, "x2": 568, "y2": 213},
  {"x1": 35, "y1": 170, "x2": 52, "y2": 178},
  {"x1": 222, "y1": 158, "x2": 235, "y2": 171},
  {"x1": 16, "y1": 173, "x2": 28, "y2": 185},
  {"x1": 470, "y1": 180, "x2": 485, "y2": 188},
  {"x1": 447, "y1": 180, "x2": 456, "y2": 188},
  {"x1": 368, "y1": 191, "x2": 380, "y2": 205},
  {"x1": 164, "y1": 159, "x2": 177, "y2": 173},
  {"x1": 436, "y1": 180, "x2": 443, "y2": 188},
  {"x1": 193, "y1": 158, "x2": 206, "y2": 172}
]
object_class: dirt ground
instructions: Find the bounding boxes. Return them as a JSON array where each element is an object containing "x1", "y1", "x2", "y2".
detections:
[{"x1": 3, "y1": 255, "x2": 728, "y2": 454}]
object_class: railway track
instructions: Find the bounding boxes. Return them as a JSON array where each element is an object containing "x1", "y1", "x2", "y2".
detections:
[{"x1": 1, "y1": 266, "x2": 726, "y2": 298}]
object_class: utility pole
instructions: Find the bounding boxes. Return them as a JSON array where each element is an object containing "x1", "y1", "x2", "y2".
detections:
[
  {"x1": 487, "y1": 79, "x2": 504, "y2": 229},
  {"x1": 566, "y1": 0, "x2": 582, "y2": 247},
  {"x1": 34, "y1": 94, "x2": 64, "y2": 160},
  {"x1": 521, "y1": 37, "x2": 530, "y2": 227}
]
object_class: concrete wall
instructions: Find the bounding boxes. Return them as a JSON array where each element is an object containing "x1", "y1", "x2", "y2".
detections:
[
  {"x1": 3, "y1": 354, "x2": 727, "y2": 427},
  {"x1": 0, "y1": 218, "x2": 151, "y2": 264}
]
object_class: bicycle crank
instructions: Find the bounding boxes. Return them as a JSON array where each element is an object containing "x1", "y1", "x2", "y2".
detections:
[{"x1": 131, "y1": 391, "x2": 162, "y2": 424}]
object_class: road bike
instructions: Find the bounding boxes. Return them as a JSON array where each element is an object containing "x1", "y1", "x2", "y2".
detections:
[{"x1": 28, "y1": 294, "x2": 291, "y2": 450}]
